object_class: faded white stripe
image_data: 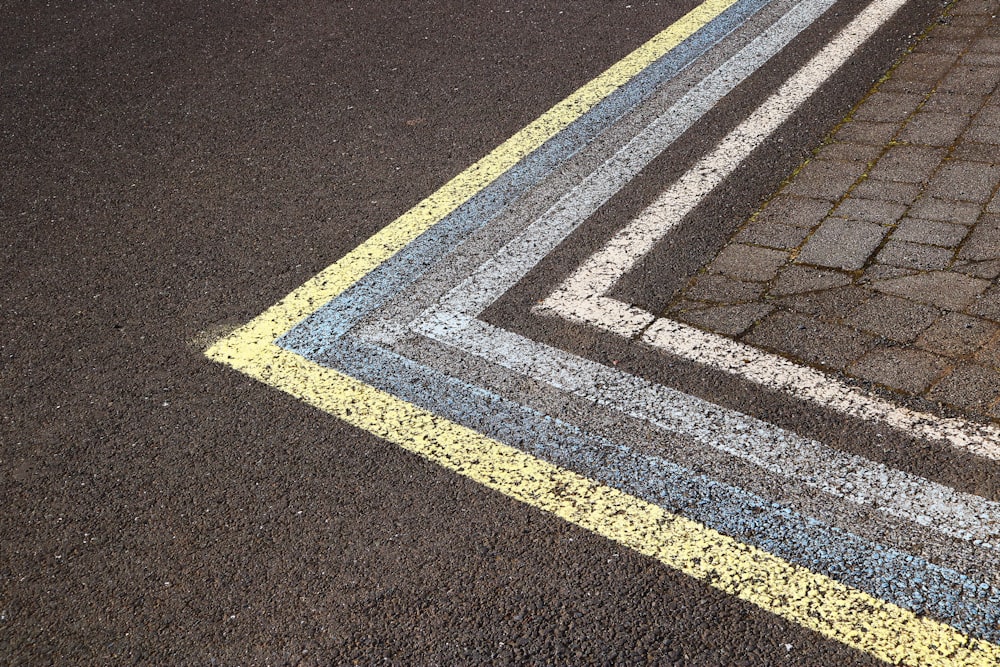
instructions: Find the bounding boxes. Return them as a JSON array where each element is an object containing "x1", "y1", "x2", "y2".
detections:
[{"x1": 538, "y1": 0, "x2": 1000, "y2": 459}]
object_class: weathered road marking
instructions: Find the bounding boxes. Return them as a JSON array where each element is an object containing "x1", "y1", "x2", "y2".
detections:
[
  {"x1": 538, "y1": 0, "x2": 1000, "y2": 459},
  {"x1": 209, "y1": 0, "x2": 1000, "y2": 663}
]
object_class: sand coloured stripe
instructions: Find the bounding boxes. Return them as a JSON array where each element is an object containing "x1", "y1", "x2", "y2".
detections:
[
  {"x1": 538, "y1": 0, "x2": 1000, "y2": 459},
  {"x1": 277, "y1": 0, "x2": 1000, "y2": 554},
  {"x1": 371, "y1": 0, "x2": 1000, "y2": 549},
  {"x1": 214, "y1": 0, "x2": 742, "y2": 352},
  {"x1": 272, "y1": 0, "x2": 1000, "y2": 591},
  {"x1": 207, "y1": 334, "x2": 1000, "y2": 666},
  {"x1": 305, "y1": 335, "x2": 1000, "y2": 640},
  {"x1": 205, "y1": 0, "x2": 1000, "y2": 661}
]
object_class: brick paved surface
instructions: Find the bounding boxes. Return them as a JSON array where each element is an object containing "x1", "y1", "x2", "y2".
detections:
[{"x1": 667, "y1": 0, "x2": 1000, "y2": 421}]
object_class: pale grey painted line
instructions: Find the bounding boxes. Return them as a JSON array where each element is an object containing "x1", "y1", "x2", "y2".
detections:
[
  {"x1": 537, "y1": 0, "x2": 1000, "y2": 460},
  {"x1": 434, "y1": 0, "x2": 837, "y2": 320},
  {"x1": 400, "y1": 0, "x2": 1000, "y2": 549},
  {"x1": 389, "y1": 330, "x2": 1000, "y2": 587},
  {"x1": 412, "y1": 309, "x2": 1000, "y2": 549}
]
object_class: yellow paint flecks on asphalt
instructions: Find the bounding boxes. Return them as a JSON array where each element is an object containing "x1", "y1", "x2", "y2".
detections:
[
  {"x1": 207, "y1": 333, "x2": 1000, "y2": 666},
  {"x1": 205, "y1": 0, "x2": 1000, "y2": 661},
  {"x1": 208, "y1": 0, "x2": 740, "y2": 354}
]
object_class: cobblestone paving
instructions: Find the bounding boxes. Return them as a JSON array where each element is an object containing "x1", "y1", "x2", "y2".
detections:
[{"x1": 667, "y1": 0, "x2": 1000, "y2": 421}]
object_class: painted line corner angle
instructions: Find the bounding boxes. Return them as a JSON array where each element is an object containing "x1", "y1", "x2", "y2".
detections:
[{"x1": 207, "y1": 0, "x2": 1000, "y2": 664}]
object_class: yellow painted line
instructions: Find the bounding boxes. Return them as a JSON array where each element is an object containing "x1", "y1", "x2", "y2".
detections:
[
  {"x1": 205, "y1": 0, "x2": 1000, "y2": 662},
  {"x1": 207, "y1": 333, "x2": 1000, "y2": 666},
  {"x1": 210, "y1": 0, "x2": 740, "y2": 353}
]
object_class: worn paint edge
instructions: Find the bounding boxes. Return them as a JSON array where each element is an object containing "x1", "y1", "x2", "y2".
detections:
[
  {"x1": 203, "y1": 0, "x2": 999, "y2": 661},
  {"x1": 208, "y1": 0, "x2": 741, "y2": 354},
  {"x1": 206, "y1": 333, "x2": 999, "y2": 666}
]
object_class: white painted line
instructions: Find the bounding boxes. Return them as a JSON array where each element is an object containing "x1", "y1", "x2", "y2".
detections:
[
  {"x1": 641, "y1": 319, "x2": 1000, "y2": 460},
  {"x1": 537, "y1": 0, "x2": 1000, "y2": 460},
  {"x1": 414, "y1": 309, "x2": 1000, "y2": 549},
  {"x1": 542, "y1": 0, "x2": 909, "y2": 314},
  {"x1": 434, "y1": 0, "x2": 836, "y2": 320},
  {"x1": 218, "y1": 0, "x2": 1000, "y2": 653},
  {"x1": 399, "y1": 0, "x2": 1000, "y2": 543}
]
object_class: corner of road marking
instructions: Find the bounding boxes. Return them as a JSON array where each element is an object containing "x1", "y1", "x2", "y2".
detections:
[{"x1": 207, "y1": 1, "x2": 1000, "y2": 663}]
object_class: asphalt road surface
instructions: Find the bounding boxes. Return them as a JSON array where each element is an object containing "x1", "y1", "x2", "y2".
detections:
[{"x1": 6, "y1": 0, "x2": 996, "y2": 665}]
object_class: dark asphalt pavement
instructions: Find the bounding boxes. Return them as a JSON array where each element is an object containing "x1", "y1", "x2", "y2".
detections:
[{"x1": 2, "y1": 1, "x2": 953, "y2": 664}]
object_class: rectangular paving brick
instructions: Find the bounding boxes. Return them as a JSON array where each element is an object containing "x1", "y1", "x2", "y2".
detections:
[
  {"x1": 989, "y1": 190, "x2": 1000, "y2": 213},
  {"x1": 924, "y1": 161, "x2": 1000, "y2": 202},
  {"x1": 962, "y1": 123, "x2": 1000, "y2": 143},
  {"x1": 958, "y1": 214, "x2": 1000, "y2": 261},
  {"x1": 891, "y1": 218, "x2": 969, "y2": 247},
  {"x1": 867, "y1": 145, "x2": 946, "y2": 183},
  {"x1": 871, "y1": 271, "x2": 991, "y2": 310},
  {"x1": 684, "y1": 273, "x2": 765, "y2": 304},
  {"x1": 814, "y1": 141, "x2": 882, "y2": 164},
  {"x1": 861, "y1": 264, "x2": 919, "y2": 283},
  {"x1": 768, "y1": 265, "x2": 852, "y2": 297},
  {"x1": 676, "y1": 303, "x2": 773, "y2": 337},
  {"x1": 955, "y1": 258, "x2": 1000, "y2": 280},
  {"x1": 951, "y1": 0, "x2": 1000, "y2": 14},
  {"x1": 849, "y1": 179, "x2": 922, "y2": 204},
  {"x1": 916, "y1": 311, "x2": 998, "y2": 357},
  {"x1": 971, "y1": 285, "x2": 1000, "y2": 321},
  {"x1": 734, "y1": 220, "x2": 810, "y2": 249},
  {"x1": 962, "y1": 52, "x2": 1000, "y2": 67},
  {"x1": 832, "y1": 197, "x2": 907, "y2": 224},
  {"x1": 973, "y1": 36, "x2": 1000, "y2": 53},
  {"x1": 878, "y1": 75, "x2": 936, "y2": 96},
  {"x1": 841, "y1": 292, "x2": 940, "y2": 342},
  {"x1": 875, "y1": 240, "x2": 953, "y2": 270},
  {"x1": 707, "y1": 243, "x2": 788, "y2": 282},
  {"x1": 834, "y1": 120, "x2": 900, "y2": 145},
  {"x1": 783, "y1": 159, "x2": 864, "y2": 200},
  {"x1": 898, "y1": 112, "x2": 969, "y2": 146},
  {"x1": 949, "y1": 13, "x2": 994, "y2": 27},
  {"x1": 891, "y1": 52, "x2": 959, "y2": 81},
  {"x1": 974, "y1": 333, "x2": 1000, "y2": 368},
  {"x1": 951, "y1": 139, "x2": 1000, "y2": 162},
  {"x1": 774, "y1": 286, "x2": 870, "y2": 320},
  {"x1": 908, "y1": 196, "x2": 982, "y2": 224},
  {"x1": 976, "y1": 103, "x2": 1000, "y2": 125},
  {"x1": 743, "y1": 310, "x2": 876, "y2": 371},
  {"x1": 852, "y1": 91, "x2": 924, "y2": 122},
  {"x1": 937, "y1": 65, "x2": 1000, "y2": 94},
  {"x1": 921, "y1": 93, "x2": 985, "y2": 115},
  {"x1": 848, "y1": 347, "x2": 951, "y2": 394},
  {"x1": 796, "y1": 218, "x2": 887, "y2": 270},
  {"x1": 755, "y1": 195, "x2": 832, "y2": 229},
  {"x1": 927, "y1": 363, "x2": 1000, "y2": 411},
  {"x1": 915, "y1": 37, "x2": 973, "y2": 55},
  {"x1": 969, "y1": 121, "x2": 1000, "y2": 142}
]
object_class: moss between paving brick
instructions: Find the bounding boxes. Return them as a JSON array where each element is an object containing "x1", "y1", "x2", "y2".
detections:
[{"x1": 664, "y1": 0, "x2": 1000, "y2": 422}]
